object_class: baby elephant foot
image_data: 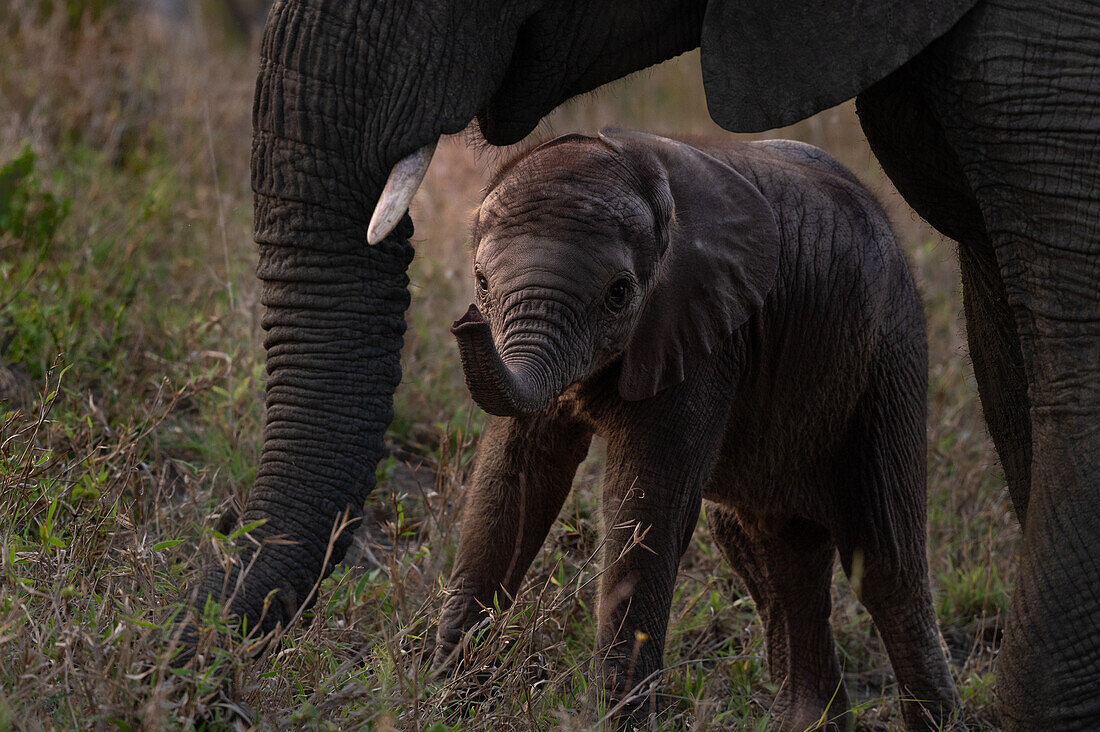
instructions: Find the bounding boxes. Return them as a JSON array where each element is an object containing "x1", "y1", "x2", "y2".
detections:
[
  {"x1": 597, "y1": 657, "x2": 664, "y2": 729},
  {"x1": 773, "y1": 706, "x2": 852, "y2": 732},
  {"x1": 898, "y1": 688, "x2": 964, "y2": 731},
  {"x1": 771, "y1": 681, "x2": 853, "y2": 731},
  {"x1": 433, "y1": 592, "x2": 492, "y2": 671}
]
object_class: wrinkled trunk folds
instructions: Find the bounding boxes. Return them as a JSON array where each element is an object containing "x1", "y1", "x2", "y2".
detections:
[
  {"x1": 452, "y1": 304, "x2": 562, "y2": 417},
  {"x1": 182, "y1": 0, "x2": 534, "y2": 651},
  {"x1": 192, "y1": 3, "x2": 421, "y2": 639}
]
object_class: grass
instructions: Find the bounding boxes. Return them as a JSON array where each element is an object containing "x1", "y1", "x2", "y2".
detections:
[{"x1": 0, "y1": 4, "x2": 1016, "y2": 729}]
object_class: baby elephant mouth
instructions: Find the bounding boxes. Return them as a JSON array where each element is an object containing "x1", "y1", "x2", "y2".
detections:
[{"x1": 451, "y1": 303, "x2": 562, "y2": 417}]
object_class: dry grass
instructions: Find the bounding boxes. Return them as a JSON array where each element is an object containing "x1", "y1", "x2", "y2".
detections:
[{"x1": 0, "y1": 4, "x2": 1015, "y2": 729}]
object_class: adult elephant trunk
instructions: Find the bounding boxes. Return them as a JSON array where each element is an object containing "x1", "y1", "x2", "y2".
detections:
[
  {"x1": 451, "y1": 304, "x2": 564, "y2": 417},
  {"x1": 187, "y1": 1, "x2": 526, "y2": 642}
]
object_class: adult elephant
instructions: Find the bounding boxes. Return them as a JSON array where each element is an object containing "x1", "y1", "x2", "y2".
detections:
[{"x1": 199, "y1": 1, "x2": 1099, "y2": 728}]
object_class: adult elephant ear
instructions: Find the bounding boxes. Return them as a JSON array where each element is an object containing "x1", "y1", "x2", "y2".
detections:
[
  {"x1": 700, "y1": 0, "x2": 977, "y2": 132},
  {"x1": 601, "y1": 130, "x2": 781, "y2": 401}
]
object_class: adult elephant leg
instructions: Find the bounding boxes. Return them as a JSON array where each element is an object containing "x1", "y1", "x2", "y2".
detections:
[
  {"x1": 856, "y1": 70, "x2": 1032, "y2": 522},
  {"x1": 908, "y1": 1, "x2": 1100, "y2": 726},
  {"x1": 956, "y1": 240, "x2": 1033, "y2": 519}
]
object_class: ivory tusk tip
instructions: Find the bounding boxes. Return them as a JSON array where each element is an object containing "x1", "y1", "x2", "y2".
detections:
[
  {"x1": 366, "y1": 140, "x2": 438, "y2": 246},
  {"x1": 366, "y1": 213, "x2": 398, "y2": 245}
]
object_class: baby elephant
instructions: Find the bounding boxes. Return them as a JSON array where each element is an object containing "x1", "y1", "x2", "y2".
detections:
[{"x1": 438, "y1": 129, "x2": 958, "y2": 730}]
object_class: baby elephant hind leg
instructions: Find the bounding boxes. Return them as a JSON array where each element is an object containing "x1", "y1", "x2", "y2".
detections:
[
  {"x1": 837, "y1": 533, "x2": 960, "y2": 731},
  {"x1": 706, "y1": 505, "x2": 852, "y2": 731},
  {"x1": 834, "y1": 358, "x2": 961, "y2": 731}
]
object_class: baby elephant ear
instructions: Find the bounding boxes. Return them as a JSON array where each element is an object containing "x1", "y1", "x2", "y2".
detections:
[{"x1": 605, "y1": 131, "x2": 782, "y2": 401}]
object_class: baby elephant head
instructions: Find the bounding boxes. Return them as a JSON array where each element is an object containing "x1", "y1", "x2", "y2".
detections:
[{"x1": 452, "y1": 130, "x2": 781, "y2": 416}]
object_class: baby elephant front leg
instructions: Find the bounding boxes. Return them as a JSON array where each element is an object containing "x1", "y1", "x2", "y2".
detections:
[
  {"x1": 435, "y1": 410, "x2": 592, "y2": 667},
  {"x1": 595, "y1": 431, "x2": 715, "y2": 720}
]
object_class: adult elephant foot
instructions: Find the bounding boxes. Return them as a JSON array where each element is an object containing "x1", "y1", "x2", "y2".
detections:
[{"x1": 998, "y1": 459, "x2": 1100, "y2": 729}]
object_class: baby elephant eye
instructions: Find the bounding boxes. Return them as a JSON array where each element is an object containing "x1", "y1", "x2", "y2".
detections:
[
  {"x1": 604, "y1": 277, "x2": 633, "y2": 312},
  {"x1": 475, "y1": 270, "x2": 489, "y2": 294}
]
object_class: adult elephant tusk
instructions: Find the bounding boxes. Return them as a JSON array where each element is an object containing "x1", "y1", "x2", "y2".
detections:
[{"x1": 367, "y1": 140, "x2": 438, "y2": 245}]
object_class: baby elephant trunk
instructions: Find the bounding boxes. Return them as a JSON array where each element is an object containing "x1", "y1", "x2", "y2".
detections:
[{"x1": 451, "y1": 304, "x2": 563, "y2": 417}]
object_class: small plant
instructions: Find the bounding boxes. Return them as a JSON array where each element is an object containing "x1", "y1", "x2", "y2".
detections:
[
  {"x1": 938, "y1": 564, "x2": 1010, "y2": 622},
  {"x1": 0, "y1": 147, "x2": 70, "y2": 245}
]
